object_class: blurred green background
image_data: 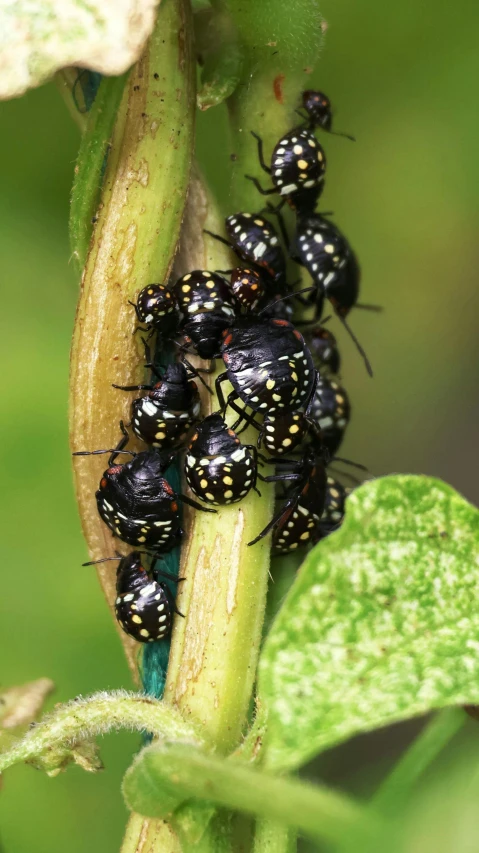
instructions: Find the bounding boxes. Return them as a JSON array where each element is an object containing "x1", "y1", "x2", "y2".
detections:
[{"x1": 1, "y1": 1, "x2": 478, "y2": 851}]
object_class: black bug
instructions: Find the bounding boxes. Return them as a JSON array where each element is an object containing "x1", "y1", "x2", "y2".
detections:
[
  {"x1": 131, "y1": 283, "x2": 181, "y2": 342},
  {"x1": 306, "y1": 326, "x2": 341, "y2": 375},
  {"x1": 206, "y1": 213, "x2": 288, "y2": 289},
  {"x1": 216, "y1": 317, "x2": 317, "y2": 424},
  {"x1": 73, "y1": 427, "x2": 215, "y2": 553},
  {"x1": 84, "y1": 552, "x2": 182, "y2": 643},
  {"x1": 293, "y1": 214, "x2": 360, "y2": 318},
  {"x1": 300, "y1": 90, "x2": 355, "y2": 141},
  {"x1": 173, "y1": 270, "x2": 238, "y2": 359},
  {"x1": 113, "y1": 362, "x2": 201, "y2": 450},
  {"x1": 248, "y1": 447, "x2": 327, "y2": 550},
  {"x1": 309, "y1": 375, "x2": 350, "y2": 457},
  {"x1": 255, "y1": 410, "x2": 309, "y2": 457},
  {"x1": 312, "y1": 476, "x2": 349, "y2": 543},
  {"x1": 185, "y1": 414, "x2": 259, "y2": 505},
  {"x1": 246, "y1": 127, "x2": 327, "y2": 215},
  {"x1": 291, "y1": 213, "x2": 373, "y2": 375},
  {"x1": 229, "y1": 268, "x2": 265, "y2": 312}
]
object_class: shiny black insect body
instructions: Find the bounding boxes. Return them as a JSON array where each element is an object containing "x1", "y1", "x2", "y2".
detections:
[
  {"x1": 306, "y1": 326, "x2": 341, "y2": 375},
  {"x1": 301, "y1": 89, "x2": 355, "y2": 141},
  {"x1": 206, "y1": 213, "x2": 288, "y2": 290},
  {"x1": 229, "y1": 268, "x2": 265, "y2": 312},
  {"x1": 312, "y1": 476, "x2": 348, "y2": 544},
  {"x1": 246, "y1": 127, "x2": 327, "y2": 215},
  {"x1": 174, "y1": 270, "x2": 238, "y2": 359},
  {"x1": 185, "y1": 414, "x2": 259, "y2": 505},
  {"x1": 309, "y1": 375, "x2": 350, "y2": 457},
  {"x1": 131, "y1": 283, "x2": 181, "y2": 342},
  {"x1": 74, "y1": 431, "x2": 215, "y2": 553},
  {"x1": 256, "y1": 410, "x2": 309, "y2": 457},
  {"x1": 248, "y1": 448, "x2": 327, "y2": 550},
  {"x1": 114, "y1": 363, "x2": 201, "y2": 450},
  {"x1": 293, "y1": 214, "x2": 360, "y2": 318},
  {"x1": 291, "y1": 213, "x2": 373, "y2": 375},
  {"x1": 217, "y1": 318, "x2": 317, "y2": 424},
  {"x1": 84, "y1": 551, "x2": 182, "y2": 643}
]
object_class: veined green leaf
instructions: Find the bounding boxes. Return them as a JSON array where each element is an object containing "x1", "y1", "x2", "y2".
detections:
[{"x1": 258, "y1": 475, "x2": 479, "y2": 771}]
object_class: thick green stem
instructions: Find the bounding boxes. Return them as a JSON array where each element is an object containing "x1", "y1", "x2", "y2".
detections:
[
  {"x1": 372, "y1": 708, "x2": 466, "y2": 815},
  {"x1": 69, "y1": 0, "x2": 195, "y2": 677},
  {"x1": 123, "y1": 742, "x2": 381, "y2": 847},
  {"x1": 159, "y1": 173, "x2": 275, "y2": 756}
]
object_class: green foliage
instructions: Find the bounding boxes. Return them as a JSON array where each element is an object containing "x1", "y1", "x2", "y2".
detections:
[
  {"x1": 69, "y1": 73, "x2": 127, "y2": 270},
  {"x1": 258, "y1": 475, "x2": 479, "y2": 771},
  {"x1": 122, "y1": 741, "x2": 379, "y2": 846}
]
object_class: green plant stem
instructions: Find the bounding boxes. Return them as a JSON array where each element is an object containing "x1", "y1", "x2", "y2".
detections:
[
  {"x1": 70, "y1": 73, "x2": 128, "y2": 270},
  {"x1": 0, "y1": 692, "x2": 201, "y2": 775},
  {"x1": 123, "y1": 742, "x2": 381, "y2": 847},
  {"x1": 372, "y1": 707, "x2": 466, "y2": 815},
  {"x1": 252, "y1": 819, "x2": 296, "y2": 853},
  {"x1": 69, "y1": 0, "x2": 195, "y2": 678}
]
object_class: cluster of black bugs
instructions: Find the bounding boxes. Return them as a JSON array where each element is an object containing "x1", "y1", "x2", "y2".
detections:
[{"x1": 74, "y1": 89, "x2": 375, "y2": 644}]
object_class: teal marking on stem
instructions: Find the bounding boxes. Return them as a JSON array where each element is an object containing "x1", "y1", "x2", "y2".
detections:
[
  {"x1": 141, "y1": 345, "x2": 182, "y2": 704},
  {"x1": 72, "y1": 69, "x2": 103, "y2": 113}
]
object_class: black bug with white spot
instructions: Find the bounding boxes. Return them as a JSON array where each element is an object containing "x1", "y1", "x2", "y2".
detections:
[
  {"x1": 306, "y1": 326, "x2": 341, "y2": 375},
  {"x1": 312, "y1": 476, "x2": 349, "y2": 543},
  {"x1": 114, "y1": 551, "x2": 177, "y2": 643},
  {"x1": 114, "y1": 362, "x2": 201, "y2": 450},
  {"x1": 293, "y1": 214, "x2": 359, "y2": 318},
  {"x1": 223, "y1": 214, "x2": 287, "y2": 288},
  {"x1": 173, "y1": 270, "x2": 238, "y2": 359},
  {"x1": 74, "y1": 433, "x2": 215, "y2": 553},
  {"x1": 248, "y1": 447, "x2": 327, "y2": 552},
  {"x1": 216, "y1": 318, "x2": 317, "y2": 424},
  {"x1": 246, "y1": 127, "x2": 327, "y2": 214},
  {"x1": 292, "y1": 213, "x2": 373, "y2": 376},
  {"x1": 309, "y1": 375, "x2": 350, "y2": 457},
  {"x1": 131, "y1": 283, "x2": 181, "y2": 342},
  {"x1": 185, "y1": 414, "x2": 258, "y2": 506}
]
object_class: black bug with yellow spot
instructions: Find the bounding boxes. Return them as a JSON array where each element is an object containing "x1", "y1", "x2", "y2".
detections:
[
  {"x1": 309, "y1": 375, "x2": 351, "y2": 457},
  {"x1": 185, "y1": 414, "x2": 259, "y2": 506},
  {"x1": 229, "y1": 268, "x2": 265, "y2": 312},
  {"x1": 173, "y1": 270, "x2": 238, "y2": 359},
  {"x1": 248, "y1": 447, "x2": 327, "y2": 552},
  {"x1": 312, "y1": 476, "x2": 349, "y2": 543},
  {"x1": 114, "y1": 551, "x2": 179, "y2": 643},
  {"x1": 131, "y1": 283, "x2": 181, "y2": 342},
  {"x1": 113, "y1": 362, "x2": 201, "y2": 450},
  {"x1": 216, "y1": 317, "x2": 317, "y2": 425},
  {"x1": 74, "y1": 431, "x2": 215, "y2": 553},
  {"x1": 256, "y1": 410, "x2": 308, "y2": 457},
  {"x1": 246, "y1": 127, "x2": 327, "y2": 214}
]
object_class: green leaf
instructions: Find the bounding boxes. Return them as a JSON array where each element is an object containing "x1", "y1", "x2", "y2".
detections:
[
  {"x1": 0, "y1": 0, "x2": 159, "y2": 101},
  {"x1": 257, "y1": 475, "x2": 479, "y2": 771},
  {"x1": 195, "y1": 8, "x2": 243, "y2": 110},
  {"x1": 123, "y1": 741, "x2": 380, "y2": 846}
]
